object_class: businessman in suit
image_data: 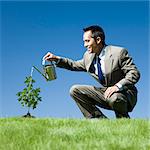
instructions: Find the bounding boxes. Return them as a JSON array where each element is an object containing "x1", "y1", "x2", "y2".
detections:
[{"x1": 44, "y1": 25, "x2": 140, "y2": 119}]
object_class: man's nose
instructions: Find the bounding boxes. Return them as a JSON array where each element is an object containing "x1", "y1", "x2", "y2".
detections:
[{"x1": 84, "y1": 42, "x2": 88, "y2": 48}]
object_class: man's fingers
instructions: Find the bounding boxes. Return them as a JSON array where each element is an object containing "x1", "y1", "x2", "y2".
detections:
[
  {"x1": 43, "y1": 53, "x2": 49, "y2": 59},
  {"x1": 104, "y1": 86, "x2": 119, "y2": 99},
  {"x1": 104, "y1": 88, "x2": 111, "y2": 99},
  {"x1": 44, "y1": 52, "x2": 53, "y2": 60},
  {"x1": 104, "y1": 89, "x2": 109, "y2": 99},
  {"x1": 107, "y1": 90, "x2": 113, "y2": 98}
]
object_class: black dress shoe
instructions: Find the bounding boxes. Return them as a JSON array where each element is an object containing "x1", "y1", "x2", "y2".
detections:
[
  {"x1": 87, "y1": 110, "x2": 108, "y2": 119},
  {"x1": 87, "y1": 114, "x2": 108, "y2": 119},
  {"x1": 115, "y1": 112, "x2": 130, "y2": 118},
  {"x1": 95, "y1": 111, "x2": 108, "y2": 119}
]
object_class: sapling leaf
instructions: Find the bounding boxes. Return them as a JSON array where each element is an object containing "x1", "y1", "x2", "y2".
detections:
[{"x1": 17, "y1": 75, "x2": 42, "y2": 115}]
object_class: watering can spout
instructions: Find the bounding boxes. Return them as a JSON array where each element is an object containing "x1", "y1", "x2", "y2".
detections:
[
  {"x1": 33, "y1": 61, "x2": 57, "y2": 81},
  {"x1": 33, "y1": 66, "x2": 48, "y2": 81}
]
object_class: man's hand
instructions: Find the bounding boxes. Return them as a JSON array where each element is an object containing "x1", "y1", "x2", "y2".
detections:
[
  {"x1": 104, "y1": 85, "x2": 119, "y2": 99},
  {"x1": 44, "y1": 52, "x2": 60, "y2": 62}
]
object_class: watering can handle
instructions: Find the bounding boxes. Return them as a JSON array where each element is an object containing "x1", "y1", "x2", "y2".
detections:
[{"x1": 42, "y1": 58, "x2": 55, "y2": 66}]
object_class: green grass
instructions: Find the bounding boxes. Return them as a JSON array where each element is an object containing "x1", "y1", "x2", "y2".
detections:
[{"x1": 0, "y1": 118, "x2": 149, "y2": 150}]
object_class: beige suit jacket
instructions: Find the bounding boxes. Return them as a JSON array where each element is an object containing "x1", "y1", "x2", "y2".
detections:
[{"x1": 57, "y1": 45, "x2": 140, "y2": 110}]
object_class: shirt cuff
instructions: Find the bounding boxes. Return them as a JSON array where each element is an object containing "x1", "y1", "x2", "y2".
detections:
[
  {"x1": 55, "y1": 58, "x2": 61, "y2": 64},
  {"x1": 115, "y1": 83, "x2": 123, "y2": 91}
]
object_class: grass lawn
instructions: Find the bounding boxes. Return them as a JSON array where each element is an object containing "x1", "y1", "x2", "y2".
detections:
[{"x1": 0, "y1": 118, "x2": 149, "y2": 150}]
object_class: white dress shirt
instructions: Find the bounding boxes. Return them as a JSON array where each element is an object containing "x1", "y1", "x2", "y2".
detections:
[
  {"x1": 94, "y1": 47, "x2": 123, "y2": 90},
  {"x1": 94, "y1": 47, "x2": 106, "y2": 76}
]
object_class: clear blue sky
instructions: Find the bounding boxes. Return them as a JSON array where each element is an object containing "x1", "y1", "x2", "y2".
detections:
[{"x1": 0, "y1": 1, "x2": 149, "y2": 118}]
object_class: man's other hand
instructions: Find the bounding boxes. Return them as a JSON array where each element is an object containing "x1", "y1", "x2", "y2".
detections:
[{"x1": 104, "y1": 85, "x2": 119, "y2": 99}]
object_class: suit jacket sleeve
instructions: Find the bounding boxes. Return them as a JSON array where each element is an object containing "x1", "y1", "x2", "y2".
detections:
[
  {"x1": 117, "y1": 49, "x2": 140, "y2": 88},
  {"x1": 56, "y1": 54, "x2": 86, "y2": 72}
]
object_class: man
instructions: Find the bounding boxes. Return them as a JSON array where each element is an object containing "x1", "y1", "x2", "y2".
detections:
[{"x1": 44, "y1": 25, "x2": 140, "y2": 119}]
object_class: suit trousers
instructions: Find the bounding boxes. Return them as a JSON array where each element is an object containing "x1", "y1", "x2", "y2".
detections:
[{"x1": 69, "y1": 84, "x2": 130, "y2": 118}]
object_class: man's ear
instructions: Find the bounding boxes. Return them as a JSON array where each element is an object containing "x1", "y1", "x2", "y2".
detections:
[{"x1": 96, "y1": 37, "x2": 101, "y2": 44}]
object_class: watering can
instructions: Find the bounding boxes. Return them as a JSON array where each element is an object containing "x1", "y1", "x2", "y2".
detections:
[{"x1": 33, "y1": 59, "x2": 57, "y2": 81}]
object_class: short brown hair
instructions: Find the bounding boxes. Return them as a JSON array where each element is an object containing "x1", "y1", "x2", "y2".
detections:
[{"x1": 83, "y1": 25, "x2": 105, "y2": 45}]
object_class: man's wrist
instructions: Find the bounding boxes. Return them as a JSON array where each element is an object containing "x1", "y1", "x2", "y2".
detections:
[
  {"x1": 55, "y1": 56, "x2": 61, "y2": 64},
  {"x1": 115, "y1": 83, "x2": 123, "y2": 91}
]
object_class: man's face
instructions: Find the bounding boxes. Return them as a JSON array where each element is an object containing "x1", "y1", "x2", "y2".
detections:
[{"x1": 83, "y1": 30, "x2": 100, "y2": 54}]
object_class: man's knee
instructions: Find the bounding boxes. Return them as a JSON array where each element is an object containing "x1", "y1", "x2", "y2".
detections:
[
  {"x1": 69, "y1": 84, "x2": 81, "y2": 96},
  {"x1": 107, "y1": 92, "x2": 128, "y2": 113}
]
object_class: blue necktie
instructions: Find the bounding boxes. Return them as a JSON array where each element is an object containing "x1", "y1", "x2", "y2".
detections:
[{"x1": 97, "y1": 57, "x2": 104, "y2": 82}]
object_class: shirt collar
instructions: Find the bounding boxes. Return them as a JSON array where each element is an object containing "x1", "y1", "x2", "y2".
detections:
[{"x1": 99, "y1": 45, "x2": 106, "y2": 58}]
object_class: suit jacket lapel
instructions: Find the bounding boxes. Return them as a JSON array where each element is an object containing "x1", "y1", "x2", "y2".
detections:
[
  {"x1": 104, "y1": 46, "x2": 113, "y2": 86},
  {"x1": 105, "y1": 46, "x2": 113, "y2": 73},
  {"x1": 85, "y1": 52, "x2": 96, "y2": 72}
]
